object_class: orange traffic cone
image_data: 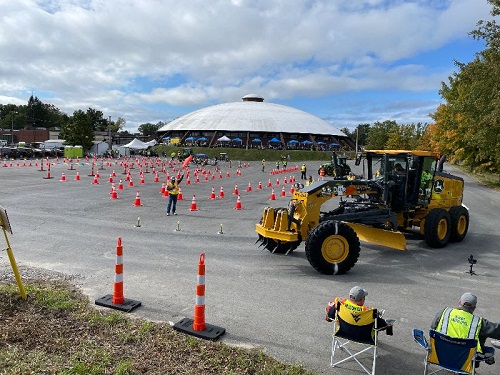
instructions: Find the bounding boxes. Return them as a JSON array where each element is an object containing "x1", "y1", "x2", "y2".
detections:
[
  {"x1": 133, "y1": 191, "x2": 143, "y2": 206},
  {"x1": 154, "y1": 173, "x2": 159, "y2": 182},
  {"x1": 290, "y1": 185, "x2": 295, "y2": 195},
  {"x1": 189, "y1": 195, "x2": 199, "y2": 211},
  {"x1": 280, "y1": 186, "x2": 286, "y2": 197},
  {"x1": 178, "y1": 187, "x2": 184, "y2": 200},
  {"x1": 246, "y1": 182, "x2": 252, "y2": 192},
  {"x1": 92, "y1": 175, "x2": 99, "y2": 184},
  {"x1": 195, "y1": 175, "x2": 200, "y2": 184},
  {"x1": 110, "y1": 187, "x2": 118, "y2": 199},
  {"x1": 267, "y1": 178, "x2": 272, "y2": 187},
  {"x1": 284, "y1": 176, "x2": 287, "y2": 184},
  {"x1": 160, "y1": 183, "x2": 165, "y2": 194},
  {"x1": 258, "y1": 181, "x2": 263, "y2": 190},
  {"x1": 112, "y1": 170, "x2": 116, "y2": 177},
  {"x1": 75, "y1": 171, "x2": 81, "y2": 181},
  {"x1": 108, "y1": 174, "x2": 114, "y2": 183},
  {"x1": 276, "y1": 178, "x2": 280, "y2": 186},
  {"x1": 209, "y1": 186, "x2": 216, "y2": 200},
  {"x1": 234, "y1": 195, "x2": 243, "y2": 210},
  {"x1": 129, "y1": 178, "x2": 134, "y2": 187},
  {"x1": 118, "y1": 179, "x2": 124, "y2": 190},
  {"x1": 186, "y1": 176, "x2": 191, "y2": 185},
  {"x1": 60, "y1": 172, "x2": 67, "y2": 182},
  {"x1": 270, "y1": 188, "x2": 276, "y2": 200},
  {"x1": 218, "y1": 186, "x2": 225, "y2": 198},
  {"x1": 233, "y1": 184, "x2": 239, "y2": 195},
  {"x1": 140, "y1": 175, "x2": 145, "y2": 184}
]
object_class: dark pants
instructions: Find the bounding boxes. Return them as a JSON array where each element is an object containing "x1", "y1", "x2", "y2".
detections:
[
  {"x1": 167, "y1": 194, "x2": 178, "y2": 214},
  {"x1": 301, "y1": 171, "x2": 306, "y2": 179}
]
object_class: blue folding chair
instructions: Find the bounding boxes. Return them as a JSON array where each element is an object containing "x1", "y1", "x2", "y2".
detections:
[
  {"x1": 413, "y1": 329, "x2": 477, "y2": 374},
  {"x1": 331, "y1": 302, "x2": 383, "y2": 375}
]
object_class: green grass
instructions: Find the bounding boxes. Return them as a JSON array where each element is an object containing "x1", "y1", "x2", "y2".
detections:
[
  {"x1": 153, "y1": 144, "x2": 354, "y2": 162},
  {"x1": 0, "y1": 280, "x2": 318, "y2": 375}
]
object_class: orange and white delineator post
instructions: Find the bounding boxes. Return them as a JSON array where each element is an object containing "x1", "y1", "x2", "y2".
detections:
[
  {"x1": 112, "y1": 237, "x2": 125, "y2": 305},
  {"x1": 95, "y1": 237, "x2": 141, "y2": 313},
  {"x1": 193, "y1": 253, "x2": 206, "y2": 331},
  {"x1": 173, "y1": 253, "x2": 225, "y2": 340}
]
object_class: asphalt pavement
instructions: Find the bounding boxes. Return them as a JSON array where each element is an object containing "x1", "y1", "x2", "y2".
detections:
[{"x1": 1, "y1": 156, "x2": 499, "y2": 374}]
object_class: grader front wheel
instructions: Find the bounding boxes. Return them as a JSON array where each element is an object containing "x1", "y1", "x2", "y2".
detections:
[
  {"x1": 305, "y1": 221, "x2": 360, "y2": 275},
  {"x1": 449, "y1": 206, "x2": 469, "y2": 243},
  {"x1": 424, "y1": 208, "x2": 451, "y2": 248}
]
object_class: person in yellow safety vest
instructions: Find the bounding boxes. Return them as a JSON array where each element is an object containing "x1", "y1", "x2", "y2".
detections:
[
  {"x1": 432, "y1": 292, "x2": 500, "y2": 366},
  {"x1": 305, "y1": 175, "x2": 314, "y2": 186},
  {"x1": 300, "y1": 163, "x2": 307, "y2": 180},
  {"x1": 347, "y1": 172, "x2": 356, "y2": 180},
  {"x1": 262, "y1": 159, "x2": 266, "y2": 172},
  {"x1": 166, "y1": 173, "x2": 184, "y2": 216},
  {"x1": 325, "y1": 286, "x2": 392, "y2": 333},
  {"x1": 276, "y1": 160, "x2": 280, "y2": 170}
]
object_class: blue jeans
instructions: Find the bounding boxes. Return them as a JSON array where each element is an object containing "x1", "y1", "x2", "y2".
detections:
[{"x1": 167, "y1": 194, "x2": 178, "y2": 214}]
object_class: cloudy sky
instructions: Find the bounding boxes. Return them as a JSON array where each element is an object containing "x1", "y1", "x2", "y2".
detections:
[{"x1": 0, "y1": 0, "x2": 493, "y2": 132}]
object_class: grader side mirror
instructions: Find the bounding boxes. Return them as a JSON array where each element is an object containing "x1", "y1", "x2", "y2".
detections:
[{"x1": 355, "y1": 154, "x2": 362, "y2": 166}]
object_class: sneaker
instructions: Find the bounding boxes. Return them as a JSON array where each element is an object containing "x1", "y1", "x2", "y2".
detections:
[
  {"x1": 485, "y1": 357, "x2": 495, "y2": 365},
  {"x1": 166, "y1": 213, "x2": 170, "y2": 216},
  {"x1": 173, "y1": 212, "x2": 177, "y2": 215}
]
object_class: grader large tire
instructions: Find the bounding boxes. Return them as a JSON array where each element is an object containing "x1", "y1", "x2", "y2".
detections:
[
  {"x1": 449, "y1": 206, "x2": 469, "y2": 242},
  {"x1": 424, "y1": 208, "x2": 451, "y2": 248},
  {"x1": 305, "y1": 220, "x2": 360, "y2": 275}
]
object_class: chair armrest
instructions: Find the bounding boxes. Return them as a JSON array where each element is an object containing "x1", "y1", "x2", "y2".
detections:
[{"x1": 413, "y1": 328, "x2": 429, "y2": 350}]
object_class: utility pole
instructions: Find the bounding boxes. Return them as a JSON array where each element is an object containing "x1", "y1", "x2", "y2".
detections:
[
  {"x1": 108, "y1": 116, "x2": 112, "y2": 153},
  {"x1": 11, "y1": 111, "x2": 18, "y2": 145}
]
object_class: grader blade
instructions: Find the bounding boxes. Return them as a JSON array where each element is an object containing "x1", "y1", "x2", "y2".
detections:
[{"x1": 346, "y1": 222, "x2": 406, "y2": 251}]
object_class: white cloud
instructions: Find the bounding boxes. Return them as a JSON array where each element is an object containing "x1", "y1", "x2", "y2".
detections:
[{"x1": 0, "y1": 0, "x2": 493, "y2": 131}]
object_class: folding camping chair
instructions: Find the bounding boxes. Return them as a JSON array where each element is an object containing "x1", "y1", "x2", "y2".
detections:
[
  {"x1": 331, "y1": 302, "x2": 383, "y2": 375},
  {"x1": 413, "y1": 329, "x2": 478, "y2": 374}
]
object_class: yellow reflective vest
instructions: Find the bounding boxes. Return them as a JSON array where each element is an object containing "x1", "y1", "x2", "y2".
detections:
[
  {"x1": 166, "y1": 181, "x2": 179, "y2": 195},
  {"x1": 436, "y1": 307, "x2": 482, "y2": 352}
]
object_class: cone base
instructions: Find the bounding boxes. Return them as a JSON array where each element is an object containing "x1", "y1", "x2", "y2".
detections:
[
  {"x1": 173, "y1": 317, "x2": 225, "y2": 341},
  {"x1": 95, "y1": 294, "x2": 142, "y2": 313}
]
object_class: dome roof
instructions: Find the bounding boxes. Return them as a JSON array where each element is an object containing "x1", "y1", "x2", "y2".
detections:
[{"x1": 158, "y1": 97, "x2": 346, "y2": 137}]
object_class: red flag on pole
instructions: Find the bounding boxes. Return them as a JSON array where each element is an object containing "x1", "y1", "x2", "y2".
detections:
[{"x1": 182, "y1": 155, "x2": 193, "y2": 169}]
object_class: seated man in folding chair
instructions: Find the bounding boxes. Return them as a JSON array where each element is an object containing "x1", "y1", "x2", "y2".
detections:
[
  {"x1": 431, "y1": 292, "x2": 500, "y2": 368},
  {"x1": 325, "y1": 286, "x2": 393, "y2": 375}
]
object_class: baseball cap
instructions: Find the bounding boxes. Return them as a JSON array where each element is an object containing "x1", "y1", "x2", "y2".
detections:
[
  {"x1": 460, "y1": 292, "x2": 477, "y2": 307},
  {"x1": 349, "y1": 286, "x2": 368, "y2": 302},
  {"x1": 170, "y1": 176, "x2": 176, "y2": 181}
]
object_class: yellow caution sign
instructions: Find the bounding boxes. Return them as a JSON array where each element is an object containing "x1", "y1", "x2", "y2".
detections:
[{"x1": 0, "y1": 206, "x2": 26, "y2": 299}]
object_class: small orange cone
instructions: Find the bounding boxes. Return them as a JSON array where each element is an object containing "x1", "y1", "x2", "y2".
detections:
[
  {"x1": 140, "y1": 175, "x2": 145, "y2": 184},
  {"x1": 195, "y1": 175, "x2": 200, "y2": 183},
  {"x1": 108, "y1": 174, "x2": 114, "y2": 183},
  {"x1": 133, "y1": 191, "x2": 143, "y2": 206},
  {"x1": 280, "y1": 186, "x2": 286, "y2": 197},
  {"x1": 218, "y1": 186, "x2": 225, "y2": 198},
  {"x1": 112, "y1": 170, "x2": 116, "y2": 177},
  {"x1": 209, "y1": 186, "x2": 216, "y2": 200},
  {"x1": 75, "y1": 171, "x2": 81, "y2": 181},
  {"x1": 92, "y1": 175, "x2": 99, "y2": 184},
  {"x1": 234, "y1": 195, "x2": 243, "y2": 210},
  {"x1": 246, "y1": 182, "x2": 252, "y2": 192},
  {"x1": 154, "y1": 173, "x2": 159, "y2": 182},
  {"x1": 60, "y1": 172, "x2": 67, "y2": 182},
  {"x1": 267, "y1": 178, "x2": 272, "y2": 187},
  {"x1": 190, "y1": 195, "x2": 199, "y2": 211},
  {"x1": 129, "y1": 178, "x2": 134, "y2": 187},
  {"x1": 178, "y1": 187, "x2": 184, "y2": 200},
  {"x1": 110, "y1": 187, "x2": 118, "y2": 199},
  {"x1": 118, "y1": 179, "x2": 124, "y2": 190},
  {"x1": 270, "y1": 188, "x2": 276, "y2": 200},
  {"x1": 276, "y1": 178, "x2": 280, "y2": 186},
  {"x1": 186, "y1": 176, "x2": 191, "y2": 185},
  {"x1": 233, "y1": 184, "x2": 239, "y2": 195},
  {"x1": 290, "y1": 185, "x2": 295, "y2": 194},
  {"x1": 258, "y1": 181, "x2": 263, "y2": 189},
  {"x1": 284, "y1": 176, "x2": 287, "y2": 184},
  {"x1": 160, "y1": 183, "x2": 165, "y2": 194}
]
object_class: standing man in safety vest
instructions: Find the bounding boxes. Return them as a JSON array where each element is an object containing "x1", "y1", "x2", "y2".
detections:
[
  {"x1": 300, "y1": 163, "x2": 307, "y2": 180},
  {"x1": 166, "y1": 173, "x2": 184, "y2": 216},
  {"x1": 261, "y1": 159, "x2": 266, "y2": 172},
  {"x1": 432, "y1": 292, "x2": 500, "y2": 366}
]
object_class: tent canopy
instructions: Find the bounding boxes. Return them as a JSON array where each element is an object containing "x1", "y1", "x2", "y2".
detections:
[
  {"x1": 232, "y1": 137, "x2": 242, "y2": 142},
  {"x1": 268, "y1": 137, "x2": 281, "y2": 143},
  {"x1": 301, "y1": 140, "x2": 313, "y2": 145},
  {"x1": 185, "y1": 136, "x2": 196, "y2": 141},
  {"x1": 252, "y1": 138, "x2": 262, "y2": 143},
  {"x1": 123, "y1": 138, "x2": 148, "y2": 149},
  {"x1": 288, "y1": 139, "x2": 299, "y2": 144},
  {"x1": 217, "y1": 135, "x2": 231, "y2": 142},
  {"x1": 144, "y1": 139, "x2": 157, "y2": 147},
  {"x1": 197, "y1": 137, "x2": 208, "y2": 141}
]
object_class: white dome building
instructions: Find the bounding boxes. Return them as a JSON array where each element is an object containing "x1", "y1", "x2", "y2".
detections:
[{"x1": 157, "y1": 94, "x2": 354, "y2": 150}]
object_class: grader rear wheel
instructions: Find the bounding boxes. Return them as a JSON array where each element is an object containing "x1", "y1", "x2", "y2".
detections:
[
  {"x1": 449, "y1": 206, "x2": 469, "y2": 242},
  {"x1": 305, "y1": 220, "x2": 360, "y2": 275},
  {"x1": 424, "y1": 208, "x2": 451, "y2": 248}
]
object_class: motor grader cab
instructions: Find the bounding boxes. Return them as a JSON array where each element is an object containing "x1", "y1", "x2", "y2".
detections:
[
  {"x1": 256, "y1": 150, "x2": 469, "y2": 275},
  {"x1": 318, "y1": 152, "x2": 352, "y2": 178}
]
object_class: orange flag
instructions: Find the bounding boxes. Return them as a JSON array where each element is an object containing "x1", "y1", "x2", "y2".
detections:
[{"x1": 182, "y1": 155, "x2": 193, "y2": 168}]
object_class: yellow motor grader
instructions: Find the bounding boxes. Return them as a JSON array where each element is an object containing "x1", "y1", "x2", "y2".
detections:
[{"x1": 255, "y1": 150, "x2": 469, "y2": 275}]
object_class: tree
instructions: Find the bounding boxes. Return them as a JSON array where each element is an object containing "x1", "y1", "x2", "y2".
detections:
[
  {"x1": 60, "y1": 110, "x2": 94, "y2": 150},
  {"x1": 431, "y1": 0, "x2": 500, "y2": 172},
  {"x1": 365, "y1": 120, "x2": 399, "y2": 149},
  {"x1": 109, "y1": 117, "x2": 126, "y2": 133},
  {"x1": 138, "y1": 122, "x2": 162, "y2": 137}
]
